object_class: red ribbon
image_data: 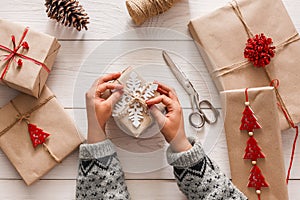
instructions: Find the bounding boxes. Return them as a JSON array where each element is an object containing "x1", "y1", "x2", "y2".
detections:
[{"x1": 0, "y1": 27, "x2": 50, "y2": 80}]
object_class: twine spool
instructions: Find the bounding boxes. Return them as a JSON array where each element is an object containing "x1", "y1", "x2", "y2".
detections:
[{"x1": 126, "y1": 0, "x2": 175, "y2": 25}]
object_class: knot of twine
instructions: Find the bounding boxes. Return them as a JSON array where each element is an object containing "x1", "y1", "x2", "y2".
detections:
[
  {"x1": 126, "y1": 0, "x2": 174, "y2": 25},
  {"x1": 114, "y1": 80, "x2": 154, "y2": 118},
  {"x1": 128, "y1": 94, "x2": 148, "y2": 111},
  {"x1": 16, "y1": 113, "x2": 31, "y2": 123}
]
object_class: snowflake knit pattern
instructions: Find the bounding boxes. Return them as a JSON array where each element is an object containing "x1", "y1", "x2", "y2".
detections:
[{"x1": 76, "y1": 138, "x2": 247, "y2": 200}]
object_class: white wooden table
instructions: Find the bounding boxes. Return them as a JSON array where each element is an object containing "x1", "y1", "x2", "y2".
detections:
[{"x1": 0, "y1": 0, "x2": 299, "y2": 199}]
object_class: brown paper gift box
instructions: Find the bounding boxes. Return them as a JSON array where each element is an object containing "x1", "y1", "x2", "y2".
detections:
[
  {"x1": 188, "y1": 0, "x2": 300, "y2": 130},
  {"x1": 112, "y1": 67, "x2": 159, "y2": 138},
  {"x1": 221, "y1": 87, "x2": 288, "y2": 200},
  {"x1": 0, "y1": 86, "x2": 84, "y2": 185},
  {"x1": 0, "y1": 19, "x2": 61, "y2": 98}
]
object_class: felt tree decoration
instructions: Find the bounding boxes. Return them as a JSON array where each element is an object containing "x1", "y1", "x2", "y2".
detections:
[
  {"x1": 244, "y1": 136, "x2": 265, "y2": 161},
  {"x1": 240, "y1": 88, "x2": 268, "y2": 200},
  {"x1": 28, "y1": 124, "x2": 50, "y2": 148},
  {"x1": 248, "y1": 165, "x2": 269, "y2": 200},
  {"x1": 240, "y1": 105, "x2": 262, "y2": 132}
]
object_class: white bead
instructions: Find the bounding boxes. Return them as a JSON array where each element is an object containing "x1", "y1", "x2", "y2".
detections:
[
  {"x1": 252, "y1": 160, "x2": 257, "y2": 165},
  {"x1": 245, "y1": 101, "x2": 250, "y2": 106},
  {"x1": 256, "y1": 190, "x2": 261, "y2": 195},
  {"x1": 248, "y1": 132, "x2": 254, "y2": 136}
]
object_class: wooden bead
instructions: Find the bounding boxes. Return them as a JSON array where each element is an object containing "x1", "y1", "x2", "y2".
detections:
[
  {"x1": 248, "y1": 132, "x2": 254, "y2": 136},
  {"x1": 256, "y1": 190, "x2": 261, "y2": 195},
  {"x1": 245, "y1": 101, "x2": 250, "y2": 106},
  {"x1": 252, "y1": 160, "x2": 257, "y2": 165}
]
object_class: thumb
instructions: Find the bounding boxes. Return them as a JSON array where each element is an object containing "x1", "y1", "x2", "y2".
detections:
[
  {"x1": 149, "y1": 105, "x2": 166, "y2": 130},
  {"x1": 107, "y1": 90, "x2": 123, "y2": 106}
]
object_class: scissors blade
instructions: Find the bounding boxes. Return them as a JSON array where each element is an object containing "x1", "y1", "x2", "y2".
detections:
[{"x1": 162, "y1": 51, "x2": 195, "y2": 95}]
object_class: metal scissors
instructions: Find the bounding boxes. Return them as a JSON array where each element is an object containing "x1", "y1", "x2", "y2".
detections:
[{"x1": 162, "y1": 51, "x2": 219, "y2": 128}]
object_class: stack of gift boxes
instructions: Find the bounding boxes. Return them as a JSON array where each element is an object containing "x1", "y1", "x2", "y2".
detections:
[
  {"x1": 0, "y1": 19, "x2": 84, "y2": 185},
  {"x1": 189, "y1": 0, "x2": 299, "y2": 199}
]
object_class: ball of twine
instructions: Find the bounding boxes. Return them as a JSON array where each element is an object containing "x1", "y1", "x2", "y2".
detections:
[{"x1": 126, "y1": 0, "x2": 174, "y2": 25}]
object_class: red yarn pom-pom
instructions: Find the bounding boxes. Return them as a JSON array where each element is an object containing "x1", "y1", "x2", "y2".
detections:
[{"x1": 244, "y1": 33, "x2": 275, "y2": 67}]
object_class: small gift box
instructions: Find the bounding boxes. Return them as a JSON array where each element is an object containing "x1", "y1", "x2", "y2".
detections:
[
  {"x1": 0, "y1": 19, "x2": 60, "y2": 98},
  {"x1": 221, "y1": 87, "x2": 288, "y2": 200},
  {"x1": 0, "y1": 86, "x2": 84, "y2": 185},
  {"x1": 112, "y1": 67, "x2": 159, "y2": 137},
  {"x1": 188, "y1": 0, "x2": 300, "y2": 130}
]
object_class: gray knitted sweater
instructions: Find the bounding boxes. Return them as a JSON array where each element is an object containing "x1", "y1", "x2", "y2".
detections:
[{"x1": 76, "y1": 137, "x2": 247, "y2": 200}]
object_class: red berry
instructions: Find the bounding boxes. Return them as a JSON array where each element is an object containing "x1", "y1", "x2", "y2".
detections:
[
  {"x1": 17, "y1": 59, "x2": 23, "y2": 67},
  {"x1": 22, "y1": 41, "x2": 29, "y2": 49}
]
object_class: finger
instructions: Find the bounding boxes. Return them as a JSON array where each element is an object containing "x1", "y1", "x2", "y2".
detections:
[
  {"x1": 96, "y1": 83, "x2": 123, "y2": 96},
  {"x1": 154, "y1": 81, "x2": 175, "y2": 93},
  {"x1": 106, "y1": 90, "x2": 124, "y2": 106},
  {"x1": 146, "y1": 95, "x2": 173, "y2": 108},
  {"x1": 157, "y1": 87, "x2": 168, "y2": 96},
  {"x1": 98, "y1": 72, "x2": 122, "y2": 84},
  {"x1": 155, "y1": 81, "x2": 178, "y2": 100},
  {"x1": 149, "y1": 105, "x2": 166, "y2": 129}
]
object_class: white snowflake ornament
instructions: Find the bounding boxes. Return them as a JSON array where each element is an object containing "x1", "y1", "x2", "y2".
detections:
[{"x1": 112, "y1": 67, "x2": 158, "y2": 137}]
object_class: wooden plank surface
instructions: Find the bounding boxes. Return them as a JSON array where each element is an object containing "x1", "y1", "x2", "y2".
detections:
[{"x1": 0, "y1": 0, "x2": 299, "y2": 199}]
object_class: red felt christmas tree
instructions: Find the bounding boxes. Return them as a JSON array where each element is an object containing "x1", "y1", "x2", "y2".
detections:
[
  {"x1": 240, "y1": 105, "x2": 262, "y2": 132},
  {"x1": 244, "y1": 136, "x2": 265, "y2": 161},
  {"x1": 28, "y1": 124, "x2": 50, "y2": 148},
  {"x1": 248, "y1": 165, "x2": 269, "y2": 190},
  {"x1": 240, "y1": 89, "x2": 268, "y2": 200}
]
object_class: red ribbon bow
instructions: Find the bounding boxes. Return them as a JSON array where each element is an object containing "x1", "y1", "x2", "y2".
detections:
[{"x1": 0, "y1": 27, "x2": 50, "y2": 80}]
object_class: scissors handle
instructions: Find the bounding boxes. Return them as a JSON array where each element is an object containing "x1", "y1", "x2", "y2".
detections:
[
  {"x1": 198, "y1": 100, "x2": 219, "y2": 124},
  {"x1": 189, "y1": 112, "x2": 205, "y2": 129}
]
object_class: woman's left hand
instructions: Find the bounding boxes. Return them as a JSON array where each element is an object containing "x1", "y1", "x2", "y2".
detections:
[{"x1": 85, "y1": 73, "x2": 123, "y2": 144}]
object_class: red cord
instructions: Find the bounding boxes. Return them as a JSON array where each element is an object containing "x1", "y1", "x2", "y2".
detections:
[
  {"x1": 258, "y1": 194, "x2": 261, "y2": 200},
  {"x1": 245, "y1": 88, "x2": 249, "y2": 102},
  {"x1": 277, "y1": 102, "x2": 299, "y2": 184},
  {"x1": 0, "y1": 28, "x2": 50, "y2": 80},
  {"x1": 270, "y1": 79, "x2": 280, "y2": 88}
]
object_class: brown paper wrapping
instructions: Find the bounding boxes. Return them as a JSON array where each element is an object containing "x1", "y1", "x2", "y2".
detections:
[
  {"x1": 0, "y1": 86, "x2": 84, "y2": 185},
  {"x1": 0, "y1": 19, "x2": 60, "y2": 98},
  {"x1": 112, "y1": 67, "x2": 158, "y2": 137},
  {"x1": 188, "y1": 0, "x2": 300, "y2": 130},
  {"x1": 221, "y1": 87, "x2": 288, "y2": 200}
]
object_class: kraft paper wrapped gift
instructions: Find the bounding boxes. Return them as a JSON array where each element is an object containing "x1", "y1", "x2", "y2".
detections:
[
  {"x1": 221, "y1": 87, "x2": 288, "y2": 200},
  {"x1": 112, "y1": 67, "x2": 159, "y2": 138},
  {"x1": 0, "y1": 19, "x2": 61, "y2": 98},
  {"x1": 188, "y1": 0, "x2": 300, "y2": 130},
  {"x1": 0, "y1": 86, "x2": 84, "y2": 185}
]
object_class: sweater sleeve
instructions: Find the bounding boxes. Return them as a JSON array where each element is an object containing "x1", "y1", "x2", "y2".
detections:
[
  {"x1": 76, "y1": 139, "x2": 130, "y2": 200},
  {"x1": 167, "y1": 137, "x2": 248, "y2": 200}
]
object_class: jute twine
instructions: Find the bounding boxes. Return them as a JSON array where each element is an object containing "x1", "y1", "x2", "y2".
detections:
[{"x1": 126, "y1": 0, "x2": 174, "y2": 25}]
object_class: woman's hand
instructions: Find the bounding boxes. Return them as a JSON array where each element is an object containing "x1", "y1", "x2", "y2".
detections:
[
  {"x1": 146, "y1": 82, "x2": 192, "y2": 152},
  {"x1": 85, "y1": 73, "x2": 123, "y2": 144}
]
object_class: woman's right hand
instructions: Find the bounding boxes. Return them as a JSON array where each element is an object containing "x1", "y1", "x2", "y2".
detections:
[{"x1": 146, "y1": 82, "x2": 192, "y2": 153}]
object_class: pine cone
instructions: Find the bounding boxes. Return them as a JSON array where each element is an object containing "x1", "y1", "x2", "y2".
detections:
[{"x1": 45, "y1": 0, "x2": 89, "y2": 31}]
